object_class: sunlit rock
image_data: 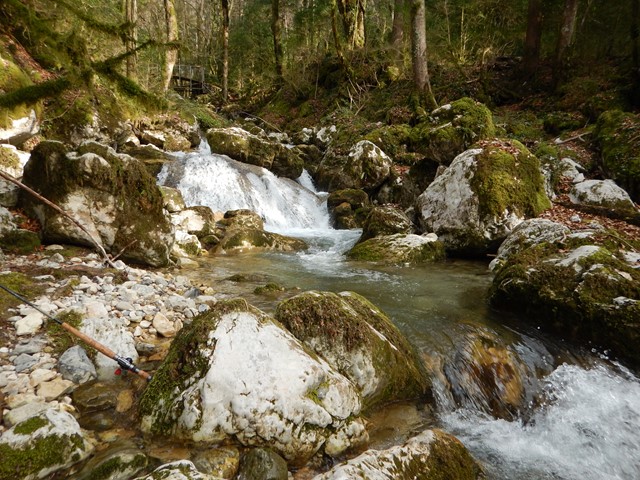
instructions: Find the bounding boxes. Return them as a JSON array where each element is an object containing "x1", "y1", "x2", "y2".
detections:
[
  {"x1": 347, "y1": 233, "x2": 445, "y2": 265},
  {"x1": 138, "y1": 299, "x2": 368, "y2": 465}
]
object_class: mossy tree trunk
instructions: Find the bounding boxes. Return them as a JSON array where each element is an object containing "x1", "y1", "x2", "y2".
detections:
[
  {"x1": 271, "y1": 0, "x2": 284, "y2": 86},
  {"x1": 221, "y1": 0, "x2": 231, "y2": 102},
  {"x1": 331, "y1": 0, "x2": 347, "y2": 66},
  {"x1": 553, "y1": 0, "x2": 579, "y2": 88},
  {"x1": 123, "y1": 0, "x2": 138, "y2": 81},
  {"x1": 523, "y1": 0, "x2": 544, "y2": 76},
  {"x1": 161, "y1": 0, "x2": 179, "y2": 93},
  {"x1": 336, "y1": 0, "x2": 366, "y2": 50},
  {"x1": 390, "y1": 0, "x2": 405, "y2": 56},
  {"x1": 410, "y1": 0, "x2": 436, "y2": 109}
]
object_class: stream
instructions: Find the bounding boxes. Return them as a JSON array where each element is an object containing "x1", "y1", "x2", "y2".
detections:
[{"x1": 158, "y1": 145, "x2": 640, "y2": 480}]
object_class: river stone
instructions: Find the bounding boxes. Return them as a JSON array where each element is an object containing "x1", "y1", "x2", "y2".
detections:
[
  {"x1": 206, "y1": 127, "x2": 304, "y2": 179},
  {"x1": 15, "y1": 311, "x2": 44, "y2": 336},
  {"x1": 0, "y1": 206, "x2": 16, "y2": 233},
  {"x1": 138, "y1": 299, "x2": 367, "y2": 465},
  {"x1": 417, "y1": 140, "x2": 550, "y2": 256},
  {"x1": 326, "y1": 189, "x2": 370, "y2": 229},
  {"x1": 152, "y1": 312, "x2": 177, "y2": 337},
  {"x1": 312, "y1": 429, "x2": 483, "y2": 480},
  {"x1": 358, "y1": 205, "x2": 413, "y2": 243},
  {"x1": 19, "y1": 140, "x2": 174, "y2": 267},
  {"x1": 171, "y1": 206, "x2": 219, "y2": 237},
  {"x1": 275, "y1": 291, "x2": 429, "y2": 410},
  {"x1": 2, "y1": 402, "x2": 49, "y2": 428},
  {"x1": 0, "y1": 408, "x2": 94, "y2": 480},
  {"x1": 569, "y1": 179, "x2": 638, "y2": 215},
  {"x1": 236, "y1": 448, "x2": 288, "y2": 480},
  {"x1": 58, "y1": 346, "x2": 97, "y2": 384},
  {"x1": 192, "y1": 446, "x2": 240, "y2": 479},
  {"x1": 36, "y1": 377, "x2": 75, "y2": 401},
  {"x1": 134, "y1": 460, "x2": 222, "y2": 480},
  {"x1": 346, "y1": 233, "x2": 446, "y2": 265},
  {"x1": 76, "y1": 440, "x2": 148, "y2": 480},
  {"x1": 159, "y1": 186, "x2": 187, "y2": 213}
]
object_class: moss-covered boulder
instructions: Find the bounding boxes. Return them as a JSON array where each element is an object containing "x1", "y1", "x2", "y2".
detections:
[
  {"x1": 134, "y1": 460, "x2": 222, "y2": 480},
  {"x1": 326, "y1": 189, "x2": 370, "y2": 229},
  {"x1": 0, "y1": 408, "x2": 94, "y2": 480},
  {"x1": 410, "y1": 98, "x2": 496, "y2": 166},
  {"x1": 75, "y1": 440, "x2": 147, "y2": 480},
  {"x1": 346, "y1": 233, "x2": 446, "y2": 265},
  {"x1": 490, "y1": 221, "x2": 640, "y2": 366},
  {"x1": 569, "y1": 179, "x2": 639, "y2": 220},
  {"x1": 138, "y1": 299, "x2": 367, "y2": 464},
  {"x1": 313, "y1": 429, "x2": 483, "y2": 480},
  {"x1": 159, "y1": 185, "x2": 187, "y2": 213},
  {"x1": 315, "y1": 140, "x2": 392, "y2": 192},
  {"x1": 358, "y1": 205, "x2": 413, "y2": 243},
  {"x1": 18, "y1": 140, "x2": 174, "y2": 267},
  {"x1": 594, "y1": 110, "x2": 640, "y2": 202},
  {"x1": 275, "y1": 291, "x2": 429, "y2": 410},
  {"x1": 236, "y1": 448, "x2": 288, "y2": 480},
  {"x1": 206, "y1": 127, "x2": 303, "y2": 179},
  {"x1": 417, "y1": 140, "x2": 551, "y2": 257}
]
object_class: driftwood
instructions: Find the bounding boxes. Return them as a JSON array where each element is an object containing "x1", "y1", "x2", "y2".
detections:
[
  {"x1": 554, "y1": 131, "x2": 593, "y2": 145},
  {"x1": 0, "y1": 169, "x2": 119, "y2": 268}
]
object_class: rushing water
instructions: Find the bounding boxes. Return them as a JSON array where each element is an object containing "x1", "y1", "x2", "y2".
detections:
[{"x1": 158, "y1": 147, "x2": 640, "y2": 480}]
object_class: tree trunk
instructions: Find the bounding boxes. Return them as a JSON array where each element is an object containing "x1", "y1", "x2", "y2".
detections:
[
  {"x1": 123, "y1": 0, "x2": 138, "y2": 80},
  {"x1": 553, "y1": 0, "x2": 579, "y2": 87},
  {"x1": 331, "y1": 0, "x2": 346, "y2": 65},
  {"x1": 336, "y1": 0, "x2": 366, "y2": 49},
  {"x1": 162, "y1": 0, "x2": 179, "y2": 92},
  {"x1": 271, "y1": 0, "x2": 284, "y2": 85},
  {"x1": 523, "y1": 0, "x2": 543, "y2": 75},
  {"x1": 410, "y1": 0, "x2": 436, "y2": 108},
  {"x1": 390, "y1": 0, "x2": 404, "y2": 52},
  {"x1": 221, "y1": 0, "x2": 231, "y2": 102}
]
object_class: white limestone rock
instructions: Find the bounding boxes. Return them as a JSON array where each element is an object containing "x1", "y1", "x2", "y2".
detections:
[{"x1": 569, "y1": 179, "x2": 638, "y2": 214}]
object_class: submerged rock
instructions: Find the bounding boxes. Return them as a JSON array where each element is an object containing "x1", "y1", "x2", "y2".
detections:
[
  {"x1": 313, "y1": 429, "x2": 483, "y2": 480},
  {"x1": 417, "y1": 139, "x2": 550, "y2": 256},
  {"x1": 0, "y1": 408, "x2": 94, "y2": 480},
  {"x1": 134, "y1": 460, "x2": 223, "y2": 480},
  {"x1": 236, "y1": 448, "x2": 288, "y2": 480},
  {"x1": 138, "y1": 299, "x2": 367, "y2": 464},
  {"x1": 75, "y1": 440, "x2": 148, "y2": 480},
  {"x1": 275, "y1": 291, "x2": 429, "y2": 410}
]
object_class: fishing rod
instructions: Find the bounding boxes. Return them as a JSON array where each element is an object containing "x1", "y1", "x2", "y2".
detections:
[{"x1": 0, "y1": 284, "x2": 153, "y2": 381}]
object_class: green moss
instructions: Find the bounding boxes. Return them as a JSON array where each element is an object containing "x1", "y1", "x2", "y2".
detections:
[
  {"x1": 254, "y1": 283, "x2": 285, "y2": 295},
  {"x1": 0, "y1": 229, "x2": 41, "y2": 254},
  {"x1": 421, "y1": 430, "x2": 484, "y2": 480},
  {"x1": 87, "y1": 452, "x2": 147, "y2": 480},
  {"x1": 13, "y1": 416, "x2": 49, "y2": 435},
  {"x1": 0, "y1": 272, "x2": 46, "y2": 316},
  {"x1": 347, "y1": 236, "x2": 446, "y2": 265},
  {"x1": 46, "y1": 310, "x2": 88, "y2": 356},
  {"x1": 0, "y1": 146, "x2": 20, "y2": 169},
  {"x1": 0, "y1": 426, "x2": 86, "y2": 480},
  {"x1": 363, "y1": 125, "x2": 412, "y2": 157},
  {"x1": 471, "y1": 139, "x2": 550, "y2": 220}
]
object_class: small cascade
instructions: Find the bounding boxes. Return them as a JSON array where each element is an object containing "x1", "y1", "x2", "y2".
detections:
[{"x1": 158, "y1": 145, "x2": 331, "y2": 232}]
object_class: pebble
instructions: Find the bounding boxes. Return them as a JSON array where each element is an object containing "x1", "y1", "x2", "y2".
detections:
[{"x1": 14, "y1": 353, "x2": 38, "y2": 373}]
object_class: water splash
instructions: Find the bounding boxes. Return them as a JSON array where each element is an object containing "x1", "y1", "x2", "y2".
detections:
[
  {"x1": 440, "y1": 362, "x2": 640, "y2": 480},
  {"x1": 158, "y1": 148, "x2": 331, "y2": 231}
]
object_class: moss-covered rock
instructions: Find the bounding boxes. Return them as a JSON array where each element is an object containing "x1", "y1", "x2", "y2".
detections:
[
  {"x1": 315, "y1": 140, "x2": 392, "y2": 192},
  {"x1": 275, "y1": 291, "x2": 429, "y2": 410},
  {"x1": 18, "y1": 140, "x2": 174, "y2": 267},
  {"x1": 313, "y1": 429, "x2": 483, "y2": 480},
  {"x1": 490, "y1": 224, "x2": 640, "y2": 367},
  {"x1": 594, "y1": 110, "x2": 640, "y2": 202},
  {"x1": 326, "y1": 189, "x2": 370, "y2": 229},
  {"x1": 138, "y1": 299, "x2": 367, "y2": 464},
  {"x1": 216, "y1": 228, "x2": 307, "y2": 254},
  {"x1": 206, "y1": 127, "x2": 303, "y2": 179},
  {"x1": 0, "y1": 408, "x2": 93, "y2": 480},
  {"x1": 358, "y1": 205, "x2": 413, "y2": 243},
  {"x1": 410, "y1": 97, "x2": 496, "y2": 166},
  {"x1": 569, "y1": 179, "x2": 639, "y2": 220},
  {"x1": 75, "y1": 440, "x2": 147, "y2": 480},
  {"x1": 236, "y1": 448, "x2": 288, "y2": 480},
  {"x1": 0, "y1": 228, "x2": 40, "y2": 254},
  {"x1": 417, "y1": 140, "x2": 550, "y2": 257},
  {"x1": 347, "y1": 233, "x2": 446, "y2": 265},
  {"x1": 134, "y1": 460, "x2": 222, "y2": 480}
]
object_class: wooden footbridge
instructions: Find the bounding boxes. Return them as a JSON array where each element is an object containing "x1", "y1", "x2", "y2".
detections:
[{"x1": 171, "y1": 64, "x2": 215, "y2": 97}]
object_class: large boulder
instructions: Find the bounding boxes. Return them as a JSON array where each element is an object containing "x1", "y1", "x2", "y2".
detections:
[
  {"x1": 346, "y1": 233, "x2": 446, "y2": 265},
  {"x1": 410, "y1": 97, "x2": 496, "y2": 166},
  {"x1": 206, "y1": 127, "x2": 303, "y2": 179},
  {"x1": 490, "y1": 220, "x2": 640, "y2": 366},
  {"x1": 0, "y1": 408, "x2": 94, "y2": 480},
  {"x1": 313, "y1": 429, "x2": 483, "y2": 480},
  {"x1": 138, "y1": 299, "x2": 368, "y2": 465},
  {"x1": 18, "y1": 141, "x2": 174, "y2": 267},
  {"x1": 326, "y1": 189, "x2": 370, "y2": 229},
  {"x1": 316, "y1": 140, "x2": 392, "y2": 192},
  {"x1": 593, "y1": 110, "x2": 640, "y2": 202},
  {"x1": 417, "y1": 140, "x2": 551, "y2": 256},
  {"x1": 275, "y1": 291, "x2": 429, "y2": 410},
  {"x1": 569, "y1": 179, "x2": 639, "y2": 219}
]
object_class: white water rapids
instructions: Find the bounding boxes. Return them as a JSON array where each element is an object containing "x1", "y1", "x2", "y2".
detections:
[{"x1": 158, "y1": 145, "x2": 640, "y2": 480}]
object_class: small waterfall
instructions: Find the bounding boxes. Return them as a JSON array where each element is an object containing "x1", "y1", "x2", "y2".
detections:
[{"x1": 158, "y1": 144, "x2": 331, "y2": 232}]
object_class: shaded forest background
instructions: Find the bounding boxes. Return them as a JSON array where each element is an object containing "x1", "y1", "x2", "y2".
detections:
[{"x1": 1, "y1": 0, "x2": 639, "y2": 137}]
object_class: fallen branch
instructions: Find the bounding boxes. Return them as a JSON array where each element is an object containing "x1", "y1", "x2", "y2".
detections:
[
  {"x1": 111, "y1": 239, "x2": 138, "y2": 262},
  {"x1": 0, "y1": 170, "x2": 119, "y2": 268},
  {"x1": 554, "y1": 131, "x2": 593, "y2": 145}
]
